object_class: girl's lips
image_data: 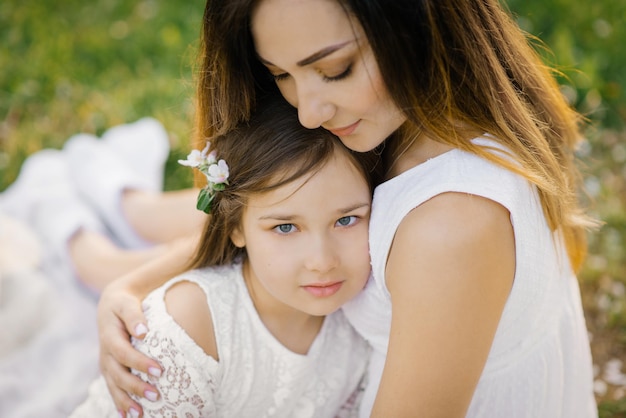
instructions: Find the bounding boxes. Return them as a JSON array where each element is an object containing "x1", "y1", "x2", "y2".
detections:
[
  {"x1": 328, "y1": 120, "x2": 360, "y2": 137},
  {"x1": 302, "y1": 281, "x2": 344, "y2": 298}
]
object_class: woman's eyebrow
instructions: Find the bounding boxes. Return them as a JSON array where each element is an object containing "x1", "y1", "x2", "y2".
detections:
[
  {"x1": 257, "y1": 41, "x2": 352, "y2": 68},
  {"x1": 296, "y1": 41, "x2": 351, "y2": 66}
]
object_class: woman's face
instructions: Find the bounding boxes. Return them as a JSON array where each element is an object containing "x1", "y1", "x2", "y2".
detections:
[{"x1": 251, "y1": 0, "x2": 407, "y2": 152}]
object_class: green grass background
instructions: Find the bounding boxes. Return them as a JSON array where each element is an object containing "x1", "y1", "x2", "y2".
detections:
[{"x1": 1, "y1": 0, "x2": 625, "y2": 415}]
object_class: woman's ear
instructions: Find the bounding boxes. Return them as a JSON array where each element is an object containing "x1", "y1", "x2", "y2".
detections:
[{"x1": 230, "y1": 226, "x2": 246, "y2": 248}]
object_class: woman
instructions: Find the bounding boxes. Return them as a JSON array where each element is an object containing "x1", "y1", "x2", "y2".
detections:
[{"x1": 98, "y1": 0, "x2": 598, "y2": 416}]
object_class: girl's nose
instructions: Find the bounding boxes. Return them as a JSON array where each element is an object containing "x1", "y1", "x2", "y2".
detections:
[{"x1": 304, "y1": 234, "x2": 339, "y2": 274}]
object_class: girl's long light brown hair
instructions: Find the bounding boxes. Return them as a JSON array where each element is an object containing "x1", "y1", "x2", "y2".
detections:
[{"x1": 195, "y1": 0, "x2": 596, "y2": 271}]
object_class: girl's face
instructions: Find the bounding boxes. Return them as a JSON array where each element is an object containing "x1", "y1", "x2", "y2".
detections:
[
  {"x1": 251, "y1": 0, "x2": 407, "y2": 152},
  {"x1": 230, "y1": 148, "x2": 371, "y2": 318}
]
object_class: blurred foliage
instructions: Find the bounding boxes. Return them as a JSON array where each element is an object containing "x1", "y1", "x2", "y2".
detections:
[
  {"x1": 507, "y1": 0, "x2": 626, "y2": 411},
  {"x1": 508, "y1": 0, "x2": 626, "y2": 129},
  {"x1": 1, "y1": 0, "x2": 625, "y2": 412},
  {"x1": 0, "y1": 0, "x2": 203, "y2": 191}
]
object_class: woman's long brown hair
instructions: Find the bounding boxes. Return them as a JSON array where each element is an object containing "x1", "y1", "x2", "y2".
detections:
[{"x1": 194, "y1": 0, "x2": 596, "y2": 271}]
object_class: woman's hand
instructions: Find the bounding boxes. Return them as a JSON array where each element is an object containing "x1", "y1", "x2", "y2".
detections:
[
  {"x1": 97, "y1": 232, "x2": 201, "y2": 417},
  {"x1": 97, "y1": 279, "x2": 162, "y2": 418}
]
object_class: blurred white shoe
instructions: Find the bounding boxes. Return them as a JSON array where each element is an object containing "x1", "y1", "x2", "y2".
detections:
[
  {"x1": 63, "y1": 133, "x2": 155, "y2": 249},
  {"x1": 101, "y1": 117, "x2": 170, "y2": 191},
  {"x1": 0, "y1": 149, "x2": 73, "y2": 222}
]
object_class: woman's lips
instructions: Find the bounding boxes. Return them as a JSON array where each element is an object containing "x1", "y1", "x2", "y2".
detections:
[{"x1": 328, "y1": 120, "x2": 360, "y2": 137}]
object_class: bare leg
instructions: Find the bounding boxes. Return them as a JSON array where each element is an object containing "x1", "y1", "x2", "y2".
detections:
[
  {"x1": 68, "y1": 230, "x2": 172, "y2": 292},
  {"x1": 68, "y1": 188, "x2": 205, "y2": 291},
  {"x1": 121, "y1": 188, "x2": 206, "y2": 244}
]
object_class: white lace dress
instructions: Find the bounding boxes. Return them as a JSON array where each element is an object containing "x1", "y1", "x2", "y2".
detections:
[
  {"x1": 343, "y1": 137, "x2": 597, "y2": 417},
  {"x1": 71, "y1": 263, "x2": 370, "y2": 418}
]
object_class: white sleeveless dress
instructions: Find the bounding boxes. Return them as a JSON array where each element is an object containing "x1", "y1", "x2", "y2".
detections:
[
  {"x1": 71, "y1": 263, "x2": 370, "y2": 418},
  {"x1": 342, "y1": 137, "x2": 597, "y2": 417}
]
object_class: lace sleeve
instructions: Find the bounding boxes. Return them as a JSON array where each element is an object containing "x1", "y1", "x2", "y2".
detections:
[{"x1": 131, "y1": 320, "x2": 220, "y2": 417}]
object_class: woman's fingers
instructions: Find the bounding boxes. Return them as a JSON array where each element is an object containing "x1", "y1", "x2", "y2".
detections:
[
  {"x1": 103, "y1": 359, "x2": 146, "y2": 418},
  {"x1": 97, "y1": 285, "x2": 162, "y2": 416},
  {"x1": 98, "y1": 285, "x2": 163, "y2": 373},
  {"x1": 104, "y1": 285, "x2": 149, "y2": 340}
]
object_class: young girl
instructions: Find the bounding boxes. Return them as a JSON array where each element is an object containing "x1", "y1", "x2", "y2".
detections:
[
  {"x1": 99, "y1": 0, "x2": 598, "y2": 416},
  {"x1": 71, "y1": 97, "x2": 374, "y2": 417}
]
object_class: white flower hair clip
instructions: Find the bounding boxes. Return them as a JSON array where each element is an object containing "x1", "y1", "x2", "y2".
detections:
[{"x1": 178, "y1": 141, "x2": 230, "y2": 214}]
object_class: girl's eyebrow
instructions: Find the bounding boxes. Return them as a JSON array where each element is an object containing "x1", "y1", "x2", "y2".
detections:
[
  {"x1": 338, "y1": 202, "x2": 371, "y2": 214},
  {"x1": 257, "y1": 41, "x2": 352, "y2": 68},
  {"x1": 257, "y1": 202, "x2": 370, "y2": 221}
]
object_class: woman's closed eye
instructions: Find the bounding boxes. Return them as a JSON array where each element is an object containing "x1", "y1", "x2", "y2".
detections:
[
  {"x1": 272, "y1": 72, "x2": 289, "y2": 82},
  {"x1": 322, "y1": 64, "x2": 352, "y2": 82},
  {"x1": 270, "y1": 64, "x2": 353, "y2": 83}
]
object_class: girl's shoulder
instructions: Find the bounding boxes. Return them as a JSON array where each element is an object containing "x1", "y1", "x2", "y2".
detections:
[
  {"x1": 163, "y1": 279, "x2": 218, "y2": 358},
  {"x1": 142, "y1": 263, "x2": 244, "y2": 360}
]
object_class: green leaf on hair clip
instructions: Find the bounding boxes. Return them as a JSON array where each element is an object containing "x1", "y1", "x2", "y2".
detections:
[{"x1": 197, "y1": 188, "x2": 215, "y2": 214}]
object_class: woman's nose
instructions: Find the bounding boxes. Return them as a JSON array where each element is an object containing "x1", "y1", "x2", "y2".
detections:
[{"x1": 295, "y1": 85, "x2": 335, "y2": 129}]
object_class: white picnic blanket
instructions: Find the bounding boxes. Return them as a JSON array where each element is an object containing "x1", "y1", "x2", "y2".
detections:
[{"x1": 0, "y1": 212, "x2": 100, "y2": 418}]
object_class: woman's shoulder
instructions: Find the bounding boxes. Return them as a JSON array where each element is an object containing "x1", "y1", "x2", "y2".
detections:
[
  {"x1": 372, "y1": 136, "x2": 532, "y2": 230},
  {"x1": 385, "y1": 140, "x2": 518, "y2": 284},
  {"x1": 369, "y1": 137, "x2": 524, "y2": 292},
  {"x1": 387, "y1": 137, "x2": 523, "y2": 189}
]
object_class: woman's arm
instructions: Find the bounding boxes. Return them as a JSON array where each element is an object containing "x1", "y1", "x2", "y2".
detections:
[
  {"x1": 97, "y1": 232, "x2": 200, "y2": 418},
  {"x1": 370, "y1": 192, "x2": 515, "y2": 417}
]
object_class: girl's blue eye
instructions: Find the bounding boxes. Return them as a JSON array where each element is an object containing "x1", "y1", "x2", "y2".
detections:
[
  {"x1": 336, "y1": 216, "x2": 357, "y2": 227},
  {"x1": 274, "y1": 224, "x2": 296, "y2": 234}
]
